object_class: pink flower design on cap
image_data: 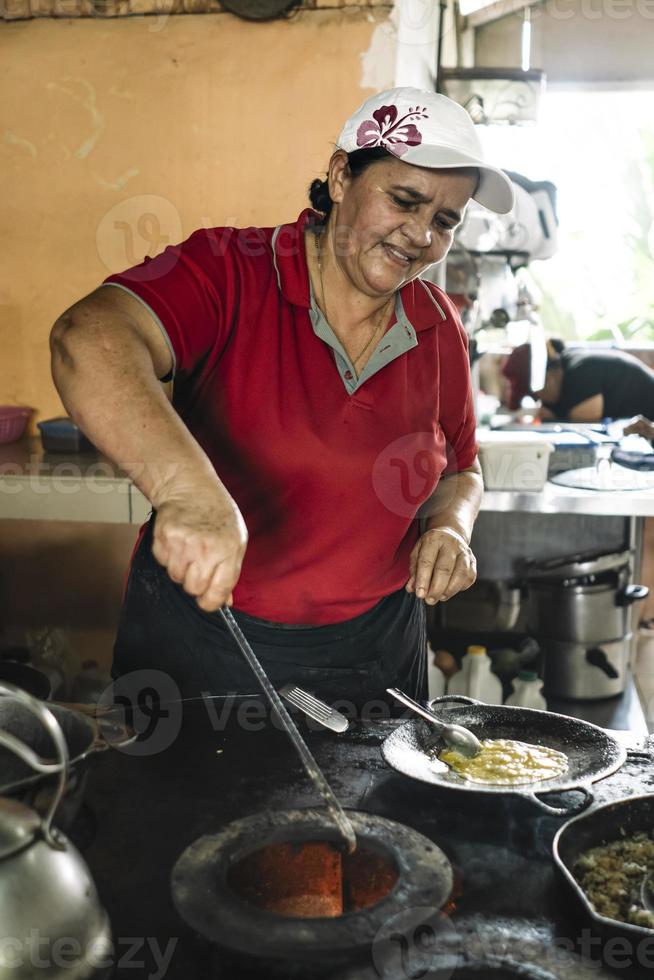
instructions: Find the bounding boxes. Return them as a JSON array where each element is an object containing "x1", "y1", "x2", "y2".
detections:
[{"x1": 356, "y1": 104, "x2": 427, "y2": 157}]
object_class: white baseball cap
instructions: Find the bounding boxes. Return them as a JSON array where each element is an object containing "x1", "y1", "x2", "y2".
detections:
[{"x1": 336, "y1": 87, "x2": 515, "y2": 215}]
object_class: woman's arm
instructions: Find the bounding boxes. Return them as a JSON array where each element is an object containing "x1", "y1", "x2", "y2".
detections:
[
  {"x1": 405, "y1": 462, "x2": 483, "y2": 605},
  {"x1": 567, "y1": 394, "x2": 604, "y2": 422},
  {"x1": 50, "y1": 286, "x2": 247, "y2": 611}
]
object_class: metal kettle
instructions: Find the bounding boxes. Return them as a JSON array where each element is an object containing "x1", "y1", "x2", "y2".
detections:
[{"x1": 0, "y1": 683, "x2": 112, "y2": 979}]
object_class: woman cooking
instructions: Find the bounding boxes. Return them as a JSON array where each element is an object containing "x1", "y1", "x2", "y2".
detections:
[{"x1": 49, "y1": 88, "x2": 514, "y2": 707}]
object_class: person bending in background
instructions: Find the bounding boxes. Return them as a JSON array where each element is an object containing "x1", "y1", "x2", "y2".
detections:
[{"x1": 502, "y1": 338, "x2": 654, "y2": 422}]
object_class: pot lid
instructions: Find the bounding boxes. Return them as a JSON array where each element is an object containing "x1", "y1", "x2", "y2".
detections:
[
  {"x1": 525, "y1": 549, "x2": 631, "y2": 580},
  {"x1": 0, "y1": 796, "x2": 39, "y2": 859}
]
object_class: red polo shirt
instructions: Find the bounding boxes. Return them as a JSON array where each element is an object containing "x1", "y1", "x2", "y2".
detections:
[{"x1": 102, "y1": 209, "x2": 477, "y2": 624}]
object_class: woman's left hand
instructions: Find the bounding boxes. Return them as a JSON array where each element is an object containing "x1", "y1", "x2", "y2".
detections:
[{"x1": 405, "y1": 527, "x2": 477, "y2": 605}]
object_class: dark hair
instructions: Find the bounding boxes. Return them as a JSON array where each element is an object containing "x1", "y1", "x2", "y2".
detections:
[
  {"x1": 545, "y1": 337, "x2": 565, "y2": 371},
  {"x1": 309, "y1": 149, "x2": 481, "y2": 219},
  {"x1": 308, "y1": 147, "x2": 392, "y2": 218}
]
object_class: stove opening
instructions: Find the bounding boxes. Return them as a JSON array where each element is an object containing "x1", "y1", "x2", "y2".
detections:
[{"x1": 227, "y1": 840, "x2": 399, "y2": 918}]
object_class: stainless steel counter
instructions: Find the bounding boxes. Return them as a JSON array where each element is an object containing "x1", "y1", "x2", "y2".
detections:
[
  {"x1": 548, "y1": 671, "x2": 649, "y2": 734},
  {"x1": 482, "y1": 483, "x2": 654, "y2": 517},
  {"x1": 2, "y1": 437, "x2": 654, "y2": 524}
]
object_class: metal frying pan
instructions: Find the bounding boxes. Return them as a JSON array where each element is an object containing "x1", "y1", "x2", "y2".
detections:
[
  {"x1": 380, "y1": 695, "x2": 626, "y2": 816},
  {"x1": 553, "y1": 793, "x2": 654, "y2": 943},
  {"x1": 0, "y1": 699, "x2": 135, "y2": 830}
]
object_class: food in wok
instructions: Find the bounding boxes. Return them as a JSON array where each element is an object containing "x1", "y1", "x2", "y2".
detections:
[
  {"x1": 573, "y1": 830, "x2": 654, "y2": 930},
  {"x1": 437, "y1": 738, "x2": 569, "y2": 786}
]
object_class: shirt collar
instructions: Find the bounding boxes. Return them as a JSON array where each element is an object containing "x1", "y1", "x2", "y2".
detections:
[
  {"x1": 272, "y1": 209, "x2": 449, "y2": 332},
  {"x1": 270, "y1": 208, "x2": 317, "y2": 309}
]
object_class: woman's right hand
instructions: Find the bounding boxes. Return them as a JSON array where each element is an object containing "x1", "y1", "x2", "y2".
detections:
[{"x1": 151, "y1": 484, "x2": 248, "y2": 612}]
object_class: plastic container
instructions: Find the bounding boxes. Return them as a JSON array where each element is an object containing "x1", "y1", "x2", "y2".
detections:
[
  {"x1": 505, "y1": 669, "x2": 547, "y2": 709},
  {"x1": 37, "y1": 417, "x2": 96, "y2": 453},
  {"x1": 476, "y1": 430, "x2": 554, "y2": 492},
  {"x1": 426, "y1": 644, "x2": 446, "y2": 700},
  {"x1": 0, "y1": 406, "x2": 31, "y2": 444},
  {"x1": 447, "y1": 645, "x2": 503, "y2": 704},
  {"x1": 70, "y1": 660, "x2": 112, "y2": 704}
]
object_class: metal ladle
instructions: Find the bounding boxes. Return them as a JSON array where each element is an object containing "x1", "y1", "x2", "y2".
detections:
[
  {"x1": 219, "y1": 607, "x2": 357, "y2": 853},
  {"x1": 387, "y1": 687, "x2": 482, "y2": 758}
]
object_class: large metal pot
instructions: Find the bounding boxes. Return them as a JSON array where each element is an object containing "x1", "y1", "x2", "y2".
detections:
[
  {"x1": 528, "y1": 578, "x2": 648, "y2": 644},
  {"x1": 540, "y1": 634, "x2": 632, "y2": 700},
  {"x1": 380, "y1": 695, "x2": 626, "y2": 816},
  {"x1": 525, "y1": 549, "x2": 648, "y2": 644}
]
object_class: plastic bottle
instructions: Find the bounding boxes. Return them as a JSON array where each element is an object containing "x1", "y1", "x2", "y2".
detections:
[
  {"x1": 70, "y1": 660, "x2": 112, "y2": 704},
  {"x1": 446, "y1": 645, "x2": 503, "y2": 704},
  {"x1": 505, "y1": 669, "x2": 547, "y2": 710},
  {"x1": 426, "y1": 644, "x2": 446, "y2": 700}
]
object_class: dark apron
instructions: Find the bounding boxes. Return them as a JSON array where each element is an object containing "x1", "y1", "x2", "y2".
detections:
[{"x1": 112, "y1": 516, "x2": 427, "y2": 711}]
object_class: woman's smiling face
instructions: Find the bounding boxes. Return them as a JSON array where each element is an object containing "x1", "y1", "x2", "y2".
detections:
[{"x1": 327, "y1": 152, "x2": 478, "y2": 298}]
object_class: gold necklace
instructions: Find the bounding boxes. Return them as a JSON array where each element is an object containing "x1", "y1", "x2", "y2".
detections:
[{"x1": 314, "y1": 229, "x2": 392, "y2": 375}]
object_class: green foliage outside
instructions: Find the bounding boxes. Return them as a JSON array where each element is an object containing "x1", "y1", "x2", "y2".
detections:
[{"x1": 531, "y1": 124, "x2": 654, "y2": 345}]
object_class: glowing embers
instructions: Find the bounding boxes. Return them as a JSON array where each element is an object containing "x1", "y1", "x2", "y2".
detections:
[{"x1": 228, "y1": 840, "x2": 399, "y2": 918}]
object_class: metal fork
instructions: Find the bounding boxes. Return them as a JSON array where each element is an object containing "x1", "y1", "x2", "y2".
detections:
[{"x1": 279, "y1": 684, "x2": 349, "y2": 734}]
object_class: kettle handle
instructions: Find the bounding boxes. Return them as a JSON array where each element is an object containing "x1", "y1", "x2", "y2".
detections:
[{"x1": 0, "y1": 682, "x2": 68, "y2": 849}]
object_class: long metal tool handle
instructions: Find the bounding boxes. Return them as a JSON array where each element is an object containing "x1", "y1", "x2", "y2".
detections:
[{"x1": 219, "y1": 607, "x2": 356, "y2": 853}]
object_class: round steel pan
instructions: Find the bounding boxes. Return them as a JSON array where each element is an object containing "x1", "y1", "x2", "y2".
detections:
[{"x1": 380, "y1": 695, "x2": 626, "y2": 816}]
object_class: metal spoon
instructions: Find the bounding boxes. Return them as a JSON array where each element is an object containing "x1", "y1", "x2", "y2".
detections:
[{"x1": 386, "y1": 687, "x2": 482, "y2": 758}]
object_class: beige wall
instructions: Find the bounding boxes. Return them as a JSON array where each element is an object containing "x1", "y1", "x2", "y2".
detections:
[
  {"x1": 1, "y1": 6, "x2": 389, "y2": 426},
  {"x1": 0, "y1": 8, "x2": 389, "y2": 672}
]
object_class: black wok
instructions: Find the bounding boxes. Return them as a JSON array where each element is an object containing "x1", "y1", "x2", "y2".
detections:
[
  {"x1": 0, "y1": 660, "x2": 51, "y2": 700},
  {"x1": 0, "y1": 698, "x2": 134, "y2": 830},
  {"x1": 381, "y1": 695, "x2": 626, "y2": 816},
  {"x1": 554, "y1": 794, "x2": 654, "y2": 944}
]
